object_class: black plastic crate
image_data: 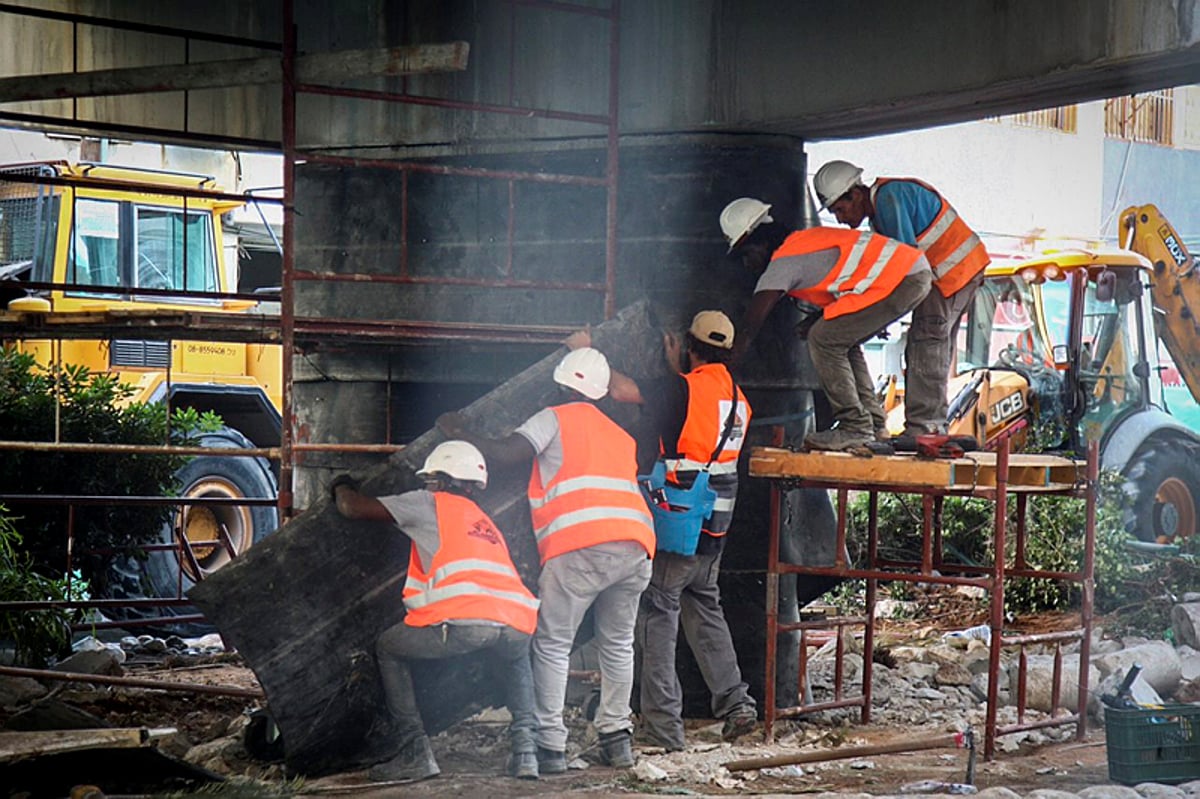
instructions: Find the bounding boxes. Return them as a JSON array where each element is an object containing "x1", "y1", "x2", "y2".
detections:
[{"x1": 1105, "y1": 703, "x2": 1200, "y2": 785}]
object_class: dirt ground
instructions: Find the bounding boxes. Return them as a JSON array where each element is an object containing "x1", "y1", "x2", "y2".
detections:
[{"x1": 48, "y1": 602, "x2": 1122, "y2": 798}]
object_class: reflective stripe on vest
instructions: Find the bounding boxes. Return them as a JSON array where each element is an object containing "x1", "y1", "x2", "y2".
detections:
[
  {"x1": 404, "y1": 581, "x2": 541, "y2": 613},
  {"x1": 663, "y1": 458, "x2": 739, "y2": 475},
  {"x1": 777, "y1": 228, "x2": 925, "y2": 320},
  {"x1": 528, "y1": 402, "x2": 656, "y2": 563},
  {"x1": 668, "y1": 364, "x2": 752, "y2": 475},
  {"x1": 528, "y1": 475, "x2": 643, "y2": 510},
  {"x1": 875, "y1": 178, "x2": 989, "y2": 297},
  {"x1": 402, "y1": 492, "x2": 539, "y2": 634}
]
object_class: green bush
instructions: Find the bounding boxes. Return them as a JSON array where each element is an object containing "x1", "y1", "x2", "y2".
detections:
[
  {"x1": 844, "y1": 471, "x2": 1140, "y2": 615},
  {"x1": 0, "y1": 347, "x2": 214, "y2": 595},
  {"x1": 0, "y1": 507, "x2": 76, "y2": 666}
]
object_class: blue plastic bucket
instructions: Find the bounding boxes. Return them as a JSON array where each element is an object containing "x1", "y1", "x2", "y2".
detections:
[{"x1": 638, "y1": 461, "x2": 717, "y2": 556}]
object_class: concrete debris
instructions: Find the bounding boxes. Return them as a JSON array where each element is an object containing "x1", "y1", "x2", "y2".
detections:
[
  {"x1": 1132, "y1": 786, "x2": 1188, "y2": 799},
  {"x1": 1094, "y1": 641, "x2": 1182, "y2": 695},
  {"x1": 51, "y1": 646, "x2": 124, "y2": 677},
  {"x1": 1171, "y1": 602, "x2": 1200, "y2": 648},
  {"x1": 1078, "y1": 787, "x2": 1142, "y2": 799},
  {"x1": 900, "y1": 779, "x2": 978, "y2": 794},
  {"x1": 632, "y1": 758, "x2": 669, "y2": 781},
  {"x1": 1026, "y1": 790, "x2": 1087, "y2": 799},
  {"x1": 0, "y1": 676, "x2": 48, "y2": 708},
  {"x1": 110, "y1": 634, "x2": 226, "y2": 659}
]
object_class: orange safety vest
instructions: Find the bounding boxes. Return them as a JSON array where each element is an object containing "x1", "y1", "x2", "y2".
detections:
[
  {"x1": 402, "y1": 492, "x2": 539, "y2": 634},
  {"x1": 774, "y1": 227, "x2": 925, "y2": 320},
  {"x1": 875, "y1": 178, "x2": 990, "y2": 298},
  {"x1": 665, "y1": 363, "x2": 752, "y2": 478},
  {"x1": 528, "y1": 402, "x2": 656, "y2": 563}
]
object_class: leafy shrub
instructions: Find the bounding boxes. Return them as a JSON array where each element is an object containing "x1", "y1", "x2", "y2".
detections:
[
  {"x1": 0, "y1": 508, "x2": 76, "y2": 666},
  {"x1": 0, "y1": 347, "x2": 214, "y2": 594},
  {"x1": 844, "y1": 470, "x2": 1139, "y2": 615}
]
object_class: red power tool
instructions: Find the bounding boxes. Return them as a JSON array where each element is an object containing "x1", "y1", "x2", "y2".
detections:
[{"x1": 868, "y1": 433, "x2": 980, "y2": 458}]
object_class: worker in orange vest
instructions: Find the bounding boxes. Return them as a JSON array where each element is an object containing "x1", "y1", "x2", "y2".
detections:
[
  {"x1": 563, "y1": 311, "x2": 758, "y2": 750},
  {"x1": 437, "y1": 347, "x2": 655, "y2": 773},
  {"x1": 720, "y1": 198, "x2": 932, "y2": 451},
  {"x1": 814, "y1": 161, "x2": 990, "y2": 438},
  {"x1": 331, "y1": 440, "x2": 541, "y2": 783}
]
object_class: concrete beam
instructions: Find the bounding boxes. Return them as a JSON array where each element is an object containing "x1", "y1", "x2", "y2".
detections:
[{"x1": 0, "y1": 42, "x2": 470, "y2": 103}]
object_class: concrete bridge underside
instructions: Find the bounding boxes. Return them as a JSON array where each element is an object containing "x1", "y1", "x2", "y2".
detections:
[{"x1": 0, "y1": 1, "x2": 1198, "y2": 147}]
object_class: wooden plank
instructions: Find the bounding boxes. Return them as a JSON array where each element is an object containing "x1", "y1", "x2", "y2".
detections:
[
  {"x1": 749, "y1": 447, "x2": 1084, "y2": 492},
  {"x1": 0, "y1": 728, "x2": 167, "y2": 763},
  {"x1": 188, "y1": 300, "x2": 663, "y2": 777},
  {"x1": 748, "y1": 448, "x2": 967, "y2": 487},
  {"x1": 0, "y1": 43, "x2": 469, "y2": 103}
]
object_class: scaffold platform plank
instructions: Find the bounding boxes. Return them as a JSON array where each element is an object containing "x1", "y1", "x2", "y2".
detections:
[{"x1": 748, "y1": 446, "x2": 1084, "y2": 492}]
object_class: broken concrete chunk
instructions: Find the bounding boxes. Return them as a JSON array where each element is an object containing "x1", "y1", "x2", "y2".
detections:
[
  {"x1": 1171, "y1": 602, "x2": 1200, "y2": 649},
  {"x1": 1011, "y1": 653, "x2": 1099, "y2": 713},
  {"x1": 632, "y1": 759, "x2": 669, "y2": 781},
  {"x1": 0, "y1": 675, "x2": 48, "y2": 708},
  {"x1": 1094, "y1": 640, "x2": 1182, "y2": 695},
  {"x1": 52, "y1": 647, "x2": 124, "y2": 676}
]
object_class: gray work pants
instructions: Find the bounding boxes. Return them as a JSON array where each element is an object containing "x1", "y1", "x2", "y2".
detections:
[
  {"x1": 531, "y1": 541, "x2": 653, "y2": 751},
  {"x1": 903, "y1": 270, "x2": 985, "y2": 434},
  {"x1": 807, "y1": 272, "x2": 932, "y2": 434},
  {"x1": 376, "y1": 620, "x2": 536, "y2": 754},
  {"x1": 636, "y1": 548, "x2": 754, "y2": 749}
]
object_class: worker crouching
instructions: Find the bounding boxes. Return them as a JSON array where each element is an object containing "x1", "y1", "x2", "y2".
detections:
[{"x1": 331, "y1": 441, "x2": 541, "y2": 783}]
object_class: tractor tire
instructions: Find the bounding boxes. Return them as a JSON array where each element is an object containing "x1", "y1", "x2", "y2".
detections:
[
  {"x1": 1122, "y1": 442, "x2": 1200, "y2": 544},
  {"x1": 105, "y1": 426, "x2": 279, "y2": 636}
]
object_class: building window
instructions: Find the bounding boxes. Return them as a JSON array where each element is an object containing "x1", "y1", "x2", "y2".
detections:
[
  {"x1": 1105, "y1": 89, "x2": 1174, "y2": 145},
  {"x1": 990, "y1": 105, "x2": 1077, "y2": 133}
]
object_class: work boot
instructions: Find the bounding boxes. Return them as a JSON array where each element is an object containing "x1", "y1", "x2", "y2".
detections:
[
  {"x1": 804, "y1": 428, "x2": 873, "y2": 452},
  {"x1": 367, "y1": 735, "x2": 440, "y2": 783},
  {"x1": 536, "y1": 746, "x2": 567, "y2": 775},
  {"x1": 634, "y1": 727, "x2": 685, "y2": 753},
  {"x1": 721, "y1": 708, "x2": 758, "y2": 742},
  {"x1": 599, "y1": 729, "x2": 635, "y2": 768},
  {"x1": 507, "y1": 750, "x2": 539, "y2": 780}
]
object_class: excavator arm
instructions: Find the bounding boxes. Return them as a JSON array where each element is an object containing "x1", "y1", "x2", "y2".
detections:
[{"x1": 1122, "y1": 204, "x2": 1200, "y2": 405}]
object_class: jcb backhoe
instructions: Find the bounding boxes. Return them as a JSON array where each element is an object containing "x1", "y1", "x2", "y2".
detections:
[{"x1": 945, "y1": 205, "x2": 1200, "y2": 543}]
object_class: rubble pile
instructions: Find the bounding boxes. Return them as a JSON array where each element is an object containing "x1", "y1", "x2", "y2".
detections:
[{"x1": 3, "y1": 597, "x2": 1200, "y2": 795}]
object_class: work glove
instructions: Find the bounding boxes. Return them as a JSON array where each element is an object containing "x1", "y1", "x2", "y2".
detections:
[{"x1": 329, "y1": 473, "x2": 360, "y2": 502}]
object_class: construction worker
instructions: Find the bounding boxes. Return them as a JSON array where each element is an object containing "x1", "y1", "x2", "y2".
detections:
[
  {"x1": 436, "y1": 347, "x2": 655, "y2": 774},
  {"x1": 813, "y1": 161, "x2": 990, "y2": 437},
  {"x1": 720, "y1": 198, "x2": 932, "y2": 451},
  {"x1": 330, "y1": 441, "x2": 540, "y2": 783},
  {"x1": 564, "y1": 311, "x2": 757, "y2": 750}
]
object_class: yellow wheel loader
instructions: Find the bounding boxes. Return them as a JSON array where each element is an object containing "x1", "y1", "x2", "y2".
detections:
[{"x1": 0, "y1": 161, "x2": 281, "y2": 632}]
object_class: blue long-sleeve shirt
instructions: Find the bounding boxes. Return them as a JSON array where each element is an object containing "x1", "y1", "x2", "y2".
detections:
[{"x1": 869, "y1": 179, "x2": 942, "y2": 246}]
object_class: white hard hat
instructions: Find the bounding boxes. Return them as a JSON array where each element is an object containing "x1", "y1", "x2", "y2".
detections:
[
  {"x1": 719, "y1": 198, "x2": 773, "y2": 253},
  {"x1": 417, "y1": 440, "x2": 489, "y2": 488},
  {"x1": 553, "y1": 347, "x2": 610, "y2": 400},
  {"x1": 813, "y1": 160, "x2": 864, "y2": 210}
]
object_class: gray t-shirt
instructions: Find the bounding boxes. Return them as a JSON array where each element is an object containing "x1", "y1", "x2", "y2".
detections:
[
  {"x1": 378, "y1": 489, "x2": 441, "y2": 568},
  {"x1": 754, "y1": 243, "x2": 928, "y2": 296},
  {"x1": 515, "y1": 406, "x2": 565, "y2": 485},
  {"x1": 754, "y1": 246, "x2": 841, "y2": 294}
]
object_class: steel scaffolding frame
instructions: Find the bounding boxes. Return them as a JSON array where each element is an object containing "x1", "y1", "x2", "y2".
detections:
[
  {"x1": 0, "y1": 2, "x2": 622, "y2": 637},
  {"x1": 755, "y1": 437, "x2": 1098, "y2": 760}
]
